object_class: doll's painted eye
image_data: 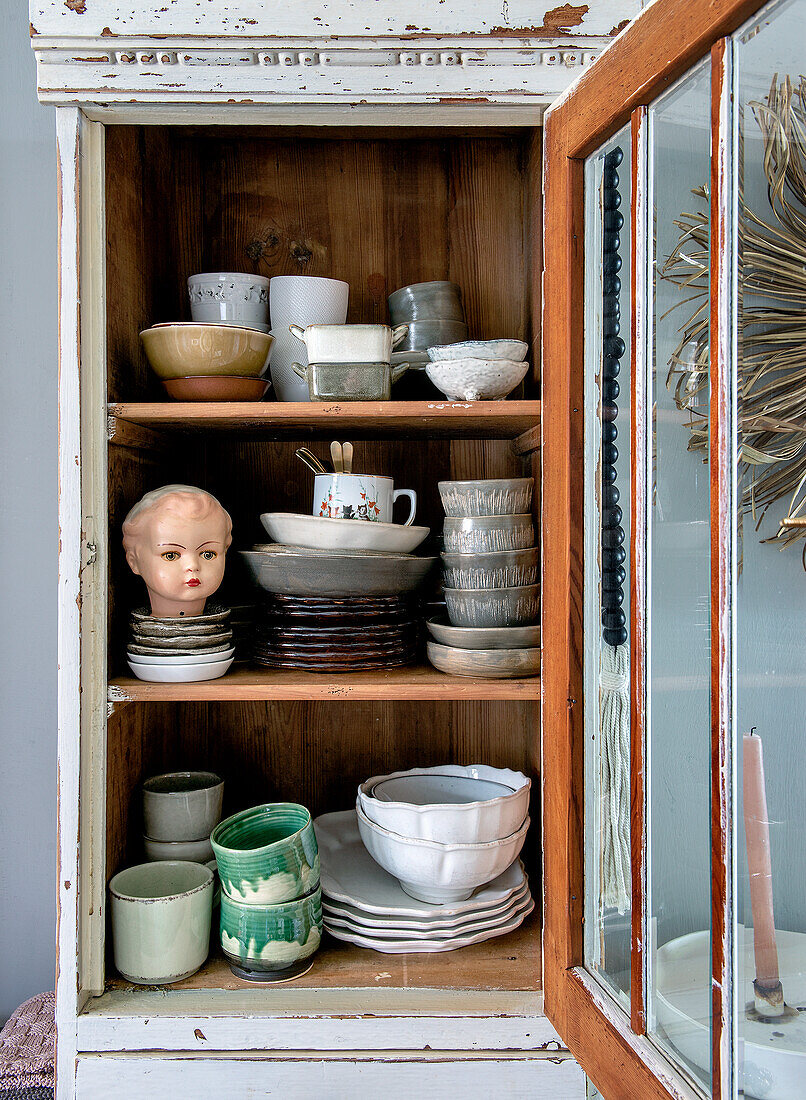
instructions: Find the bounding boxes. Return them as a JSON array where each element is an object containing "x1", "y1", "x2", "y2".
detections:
[
  {"x1": 161, "y1": 551, "x2": 180, "y2": 561},
  {"x1": 201, "y1": 550, "x2": 217, "y2": 560}
]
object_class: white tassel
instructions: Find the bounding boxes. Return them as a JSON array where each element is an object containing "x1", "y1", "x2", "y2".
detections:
[{"x1": 600, "y1": 642, "x2": 631, "y2": 914}]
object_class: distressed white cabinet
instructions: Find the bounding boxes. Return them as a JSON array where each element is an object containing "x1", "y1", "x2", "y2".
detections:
[{"x1": 31, "y1": 2, "x2": 642, "y2": 1097}]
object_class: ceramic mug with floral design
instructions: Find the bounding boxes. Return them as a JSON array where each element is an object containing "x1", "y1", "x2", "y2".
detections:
[{"x1": 313, "y1": 474, "x2": 417, "y2": 525}]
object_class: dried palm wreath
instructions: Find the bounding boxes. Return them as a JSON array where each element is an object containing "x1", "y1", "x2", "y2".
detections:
[{"x1": 662, "y1": 74, "x2": 806, "y2": 558}]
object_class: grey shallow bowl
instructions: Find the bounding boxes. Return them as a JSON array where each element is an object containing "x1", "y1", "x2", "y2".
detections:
[
  {"x1": 443, "y1": 514, "x2": 535, "y2": 554},
  {"x1": 427, "y1": 339, "x2": 528, "y2": 362},
  {"x1": 444, "y1": 584, "x2": 539, "y2": 628},
  {"x1": 427, "y1": 641, "x2": 540, "y2": 679},
  {"x1": 441, "y1": 547, "x2": 538, "y2": 589},
  {"x1": 388, "y1": 281, "x2": 464, "y2": 324},
  {"x1": 133, "y1": 619, "x2": 230, "y2": 640},
  {"x1": 439, "y1": 478, "x2": 534, "y2": 517},
  {"x1": 130, "y1": 605, "x2": 231, "y2": 626},
  {"x1": 396, "y1": 319, "x2": 468, "y2": 353},
  {"x1": 127, "y1": 642, "x2": 234, "y2": 658},
  {"x1": 427, "y1": 616, "x2": 541, "y2": 650},
  {"x1": 128, "y1": 630, "x2": 234, "y2": 651},
  {"x1": 240, "y1": 546, "x2": 437, "y2": 597}
]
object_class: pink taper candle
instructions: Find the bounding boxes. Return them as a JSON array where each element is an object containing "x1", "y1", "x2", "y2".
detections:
[{"x1": 743, "y1": 730, "x2": 782, "y2": 1013}]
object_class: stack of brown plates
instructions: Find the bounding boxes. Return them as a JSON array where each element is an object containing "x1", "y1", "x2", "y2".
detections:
[{"x1": 252, "y1": 595, "x2": 420, "y2": 672}]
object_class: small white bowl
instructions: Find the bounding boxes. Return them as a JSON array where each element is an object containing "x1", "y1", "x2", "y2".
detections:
[
  {"x1": 425, "y1": 357, "x2": 529, "y2": 401},
  {"x1": 143, "y1": 836, "x2": 215, "y2": 863},
  {"x1": 358, "y1": 765, "x2": 530, "y2": 844},
  {"x1": 127, "y1": 656, "x2": 234, "y2": 683},
  {"x1": 427, "y1": 340, "x2": 528, "y2": 362},
  {"x1": 356, "y1": 802, "x2": 529, "y2": 904}
]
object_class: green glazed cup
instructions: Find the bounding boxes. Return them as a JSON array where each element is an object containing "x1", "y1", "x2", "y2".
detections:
[
  {"x1": 219, "y1": 887, "x2": 323, "y2": 978},
  {"x1": 211, "y1": 803, "x2": 320, "y2": 905}
]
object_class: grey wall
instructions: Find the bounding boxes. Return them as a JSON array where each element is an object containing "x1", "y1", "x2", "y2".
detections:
[{"x1": 0, "y1": 4, "x2": 57, "y2": 1023}]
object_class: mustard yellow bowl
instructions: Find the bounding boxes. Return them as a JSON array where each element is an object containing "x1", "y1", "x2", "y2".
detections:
[{"x1": 140, "y1": 323, "x2": 273, "y2": 381}]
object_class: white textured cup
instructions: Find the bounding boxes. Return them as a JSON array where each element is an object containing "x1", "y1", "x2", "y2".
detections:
[
  {"x1": 269, "y1": 276, "x2": 349, "y2": 401},
  {"x1": 313, "y1": 473, "x2": 417, "y2": 525}
]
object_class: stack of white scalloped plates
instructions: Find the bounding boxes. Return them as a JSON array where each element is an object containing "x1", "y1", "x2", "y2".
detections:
[{"x1": 314, "y1": 810, "x2": 533, "y2": 953}]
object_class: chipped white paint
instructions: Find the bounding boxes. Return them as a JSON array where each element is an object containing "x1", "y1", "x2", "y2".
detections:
[
  {"x1": 29, "y1": 0, "x2": 641, "y2": 115},
  {"x1": 54, "y1": 105, "x2": 82, "y2": 1100},
  {"x1": 30, "y1": 0, "x2": 639, "y2": 41},
  {"x1": 33, "y1": 38, "x2": 606, "y2": 114},
  {"x1": 77, "y1": 987, "x2": 556, "y2": 1052},
  {"x1": 75, "y1": 1052, "x2": 586, "y2": 1099}
]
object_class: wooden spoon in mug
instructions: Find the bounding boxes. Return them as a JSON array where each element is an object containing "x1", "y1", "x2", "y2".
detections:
[
  {"x1": 343, "y1": 442, "x2": 354, "y2": 474},
  {"x1": 330, "y1": 440, "x2": 344, "y2": 473}
]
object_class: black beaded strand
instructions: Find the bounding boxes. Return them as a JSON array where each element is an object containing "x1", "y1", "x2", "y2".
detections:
[{"x1": 601, "y1": 147, "x2": 627, "y2": 649}]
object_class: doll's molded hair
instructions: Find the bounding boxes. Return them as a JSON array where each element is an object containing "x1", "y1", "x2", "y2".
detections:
[{"x1": 122, "y1": 485, "x2": 233, "y2": 554}]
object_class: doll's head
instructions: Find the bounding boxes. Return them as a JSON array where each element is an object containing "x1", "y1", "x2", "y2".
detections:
[{"x1": 122, "y1": 485, "x2": 232, "y2": 617}]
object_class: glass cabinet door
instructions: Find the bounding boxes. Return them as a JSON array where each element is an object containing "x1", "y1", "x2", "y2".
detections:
[
  {"x1": 541, "y1": 0, "x2": 806, "y2": 1096},
  {"x1": 733, "y1": 2, "x2": 806, "y2": 1097}
]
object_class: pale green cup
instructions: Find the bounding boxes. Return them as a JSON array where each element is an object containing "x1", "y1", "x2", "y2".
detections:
[{"x1": 109, "y1": 860, "x2": 214, "y2": 984}]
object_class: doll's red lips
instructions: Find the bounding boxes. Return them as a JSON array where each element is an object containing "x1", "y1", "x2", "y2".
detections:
[{"x1": 186, "y1": 579, "x2": 201, "y2": 587}]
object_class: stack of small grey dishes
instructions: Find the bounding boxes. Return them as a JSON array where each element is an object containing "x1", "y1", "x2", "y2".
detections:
[
  {"x1": 426, "y1": 478, "x2": 540, "y2": 679},
  {"x1": 127, "y1": 605, "x2": 235, "y2": 683},
  {"x1": 388, "y1": 280, "x2": 468, "y2": 372}
]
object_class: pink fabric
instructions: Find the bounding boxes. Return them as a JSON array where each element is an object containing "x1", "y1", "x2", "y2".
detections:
[{"x1": 0, "y1": 993, "x2": 55, "y2": 1090}]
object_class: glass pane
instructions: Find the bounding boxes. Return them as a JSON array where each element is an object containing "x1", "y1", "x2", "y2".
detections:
[
  {"x1": 646, "y1": 59, "x2": 712, "y2": 1090},
  {"x1": 583, "y1": 124, "x2": 632, "y2": 1008},
  {"x1": 735, "y1": 2, "x2": 806, "y2": 1097}
]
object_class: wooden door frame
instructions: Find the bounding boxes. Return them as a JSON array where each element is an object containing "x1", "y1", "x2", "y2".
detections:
[{"x1": 541, "y1": 0, "x2": 762, "y2": 1095}]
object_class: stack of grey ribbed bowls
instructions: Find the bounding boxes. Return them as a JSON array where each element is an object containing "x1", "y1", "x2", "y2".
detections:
[{"x1": 426, "y1": 478, "x2": 541, "y2": 679}]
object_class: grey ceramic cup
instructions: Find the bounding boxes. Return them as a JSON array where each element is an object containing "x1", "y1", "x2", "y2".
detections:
[
  {"x1": 143, "y1": 771, "x2": 225, "y2": 842},
  {"x1": 109, "y1": 861, "x2": 214, "y2": 984},
  {"x1": 395, "y1": 319, "x2": 468, "y2": 353}
]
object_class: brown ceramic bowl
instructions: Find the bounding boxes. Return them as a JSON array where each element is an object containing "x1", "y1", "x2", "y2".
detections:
[
  {"x1": 141, "y1": 323, "x2": 273, "y2": 380},
  {"x1": 161, "y1": 376, "x2": 271, "y2": 402}
]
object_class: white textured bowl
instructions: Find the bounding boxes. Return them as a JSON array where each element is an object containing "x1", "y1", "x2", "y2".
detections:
[
  {"x1": 438, "y1": 478, "x2": 534, "y2": 517},
  {"x1": 425, "y1": 357, "x2": 529, "y2": 401},
  {"x1": 126, "y1": 656, "x2": 234, "y2": 683},
  {"x1": 356, "y1": 802, "x2": 529, "y2": 903},
  {"x1": 444, "y1": 584, "x2": 539, "y2": 628},
  {"x1": 358, "y1": 765, "x2": 530, "y2": 844},
  {"x1": 442, "y1": 514, "x2": 534, "y2": 554},
  {"x1": 143, "y1": 836, "x2": 215, "y2": 863},
  {"x1": 427, "y1": 340, "x2": 528, "y2": 362}
]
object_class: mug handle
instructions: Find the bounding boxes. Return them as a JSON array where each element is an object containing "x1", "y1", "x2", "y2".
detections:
[
  {"x1": 391, "y1": 324, "x2": 409, "y2": 348},
  {"x1": 392, "y1": 489, "x2": 417, "y2": 526},
  {"x1": 289, "y1": 324, "x2": 306, "y2": 343},
  {"x1": 291, "y1": 363, "x2": 308, "y2": 379},
  {"x1": 390, "y1": 363, "x2": 410, "y2": 383}
]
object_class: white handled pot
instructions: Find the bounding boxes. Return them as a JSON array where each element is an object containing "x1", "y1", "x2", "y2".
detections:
[{"x1": 289, "y1": 323, "x2": 408, "y2": 364}]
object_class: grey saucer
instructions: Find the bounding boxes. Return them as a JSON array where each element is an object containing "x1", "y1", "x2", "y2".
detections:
[
  {"x1": 130, "y1": 604, "x2": 231, "y2": 624},
  {"x1": 129, "y1": 630, "x2": 233, "y2": 651},
  {"x1": 133, "y1": 619, "x2": 229, "y2": 639},
  {"x1": 127, "y1": 641, "x2": 234, "y2": 657},
  {"x1": 426, "y1": 616, "x2": 541, "y2": 650}
]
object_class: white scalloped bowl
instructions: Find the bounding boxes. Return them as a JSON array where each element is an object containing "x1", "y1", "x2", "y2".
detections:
[
  {"x1": 355, "y1": 802, "x2": 530, "y2": 903},
  {"x1": 357, "y1": 765, "x2": 530, "y2": 844}
]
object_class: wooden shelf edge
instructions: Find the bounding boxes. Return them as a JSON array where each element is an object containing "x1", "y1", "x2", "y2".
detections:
[
  {"x1": 108, "y1": 665, "x2": 542, "y2": 704},
  {"x1": 107, "y1": 399, "x2": 541, "y2": 439}
]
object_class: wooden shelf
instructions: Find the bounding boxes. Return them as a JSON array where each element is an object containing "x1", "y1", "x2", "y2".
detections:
[
  {"x1": 106, "y1": 916, "x2": 542, "y2": 995},
  {"x1": 109, "y1": 665, "x2": 542, "y2": 703},
  {"x1": 108, "y1": 399, "x2": 540, "y2": 441}
]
